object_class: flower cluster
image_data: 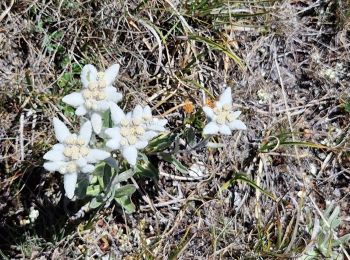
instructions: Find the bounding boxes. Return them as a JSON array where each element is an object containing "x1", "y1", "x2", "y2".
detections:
[
  {"x1": 62, "y1": 64, "x2": 122, "y2": 134},
  {"x1": 44, "y1": 61, "x2": 245, "y2": 201},
  {"x1": 43, "y1": 63, "x2": 168, "y2": 199},
  {"x1": 202, "y1": 87, "x2": 246, "y2": 135},
  {"x1": 105, "y1": 104, "x2": 167, "y2": 166},
  {"x1": 43, "y1": 119, "x2": 109, "y2": 198}
]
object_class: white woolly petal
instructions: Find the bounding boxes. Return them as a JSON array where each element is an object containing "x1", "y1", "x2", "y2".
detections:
[
  {"x1": 87, "y1": 149, "x2": 110, "y2": 163},
  {"x1": 75, "y1": 105, "x2": 87, "y2": 116},
  {"x1": 76, "y1": 158, "x2": 88, "y2": 168},
  {"x1": 105, "y1": 87, "x2": 122, "y2": 103},
  {"x1": 82, "y1": 164, "x2": 95, "y2": 173},
  {"x1": 95, "y1": 100, "x2": 109, "y2": 112},
  {"x1": 43, "y1": 149, "x2": 65, "y2": 162},
  {"x1": 52, "y1": 143, "x2": 65, "y2": 151},
  {"x1": 203, "y1": 106, "x2": 215, "y2": 120},
  {"x1": 156, "y1": 119, "x2": 167, "y2": 127},
  {"x1": 105, "y1": 127, "x2": 120, "y2": 139},
  {"x1": 106, "y1": 138, "x2": 121, "y2": 150},
  {"x1": 110, "y1": 103, "x2": 125, "y2": 125},
  {"x1": 232, "y1": 111, "x2": 242, "y2": 118},
  {"x1": 79, "y1": 121, "x2": 92, "y2": 145},
  {"x1": 81, "y1": 64, "x2": 98, "y2": 88},
  {"x1": 122, "y1": 146, "x2": 138, "y2": 166},
  {"x1": 135, "y1": 140, "x2": 148, "y2": 149},
  {"x1": 43, "y1": 161, "x2": 64, "y2": 172},
  {"x1": 219, "y1": 125, "x2": 232, "y2": 135},
  {"x1": 202, "y1": 122, "x2": 220, "y2": 135},
  {"x1": 143, "y1": 106, "x2": 152, "y2": 116},
  {"x1": 125, "y1": 112, "x2": 132, "y2": 120},
  {"x1": 104, "y1": 63, "x2": 120, "y2": 86},
  {"x1": 148, "y1": 119, "x2": 167, "y2": 131},
  {"x1": 142, "y1": 131, "x2": 158, "y2": 141},
  {"x1": 229, "y1": 120, "x2": 247, "y2": 130},
  {"x1": 133, "y1": 105, "x2": 143, "y2": 118},
  {"x1": 91, "y1": 113, "x2": 102, "y2": 134},
  {"x1": 64, "y1": 172, "x2": 77, "y2": 199},
  {"x1": 218, "y1": 87, "x2": 232, "y2": 107},
  {"x1": 53, "y1": 118, "x2": 71, "y2": 143},
  {"x1": 62, "y1": 92, "x2": 84, "y2": 107}
]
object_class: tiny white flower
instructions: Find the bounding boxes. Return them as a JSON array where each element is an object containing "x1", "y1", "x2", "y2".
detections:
[
  {"x1": 105, "y1": 104, "x2": 167, "y2": 166},
  {"x1": 29, "y1": 207, "x2": 39, "y2": 223},
  {"x1": 62, "y1": 64, "x2": 122, "y2": 134},
  {"x1": 43, "y1": 118, "x2": 110, "y2": 199},
  {"x1": 202, "y1": 87, "x2": 246, "y2": 136}
]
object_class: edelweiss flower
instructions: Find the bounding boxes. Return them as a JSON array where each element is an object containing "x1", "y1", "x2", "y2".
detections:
[
  {"x1": 202, "y1": 87, "x2": 246, "y2": 135},
  {"x1": 62, "y1": 64, "x2": 122, "y2": 134},
  {"x1": 138, "y1": 105, "x2": 167, "y2": 138},
  {"x1": 105, "y1": 104, "x2": 167, "y2": 166},
  {"x1": 43, "y1": 118, "x2": 110, "y2": 199}
]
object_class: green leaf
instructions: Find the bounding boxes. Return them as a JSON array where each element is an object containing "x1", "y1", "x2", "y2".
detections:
[
  {"x1": 188, "y1": 35, "x2": 243, "y2": 68},
  {"x1": 75, "y1": 178, "x2": 89, "y2": 199},
  {"x1": 146, "y1": 133, "x2": 176, "y2": 152},
  {"x1": 221, "y1": 173, "x2": 276, "y2": 201},
  {"x1": 113, "y1": 169, "x2": 135, "y2": 184},
  {"x1": 135, "y1": 153, "x2": 159, "y2": 178},
  {"x1": 105, "y1": 157, "x2": 119, "y2": 170},
  {"x1": 114, "y1": 184, "x2": 137, "y2": 198},
  {"x1": 333, "y1": 234, "x2": 350, "y2": 247},
  {"x1": 102, "y1": 110, "x2": 112, "y2": 128},
  {"x1": 86, "y1": 185, "x2": 101, "y2": 197},
  {"x1": 183, "y1": 126, "x2": 196, "y2": 146},
  {"x1": 102, "y1": 164, "x2": 113, "y2": 190},
  {"x1": 114, "y1": 195, "x2": 136, "y2": 214},
  {"x1": 161, "y1": 154, "x2": 188, "y2": 174},
  {"x1": 89, "y1": 196, "x2": 104, "y2": 209}
]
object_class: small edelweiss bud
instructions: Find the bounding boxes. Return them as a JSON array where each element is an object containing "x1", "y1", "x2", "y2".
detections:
[
  {"x1": 120, "y1": 138, "x2": 128, "y2": 146},
  {"x1": 97, "y1": 92, "x2": 106, "y2": 100},
  {"x1": 133, "y1": 117, "x2": 142, "y2": 126},
  {"x1": 127, "y1": 135, "x2": 137, "y2": 145},
  {"x1": 216, "y1": 114, "x2": 226, "y2": 125},
  {"x1": 135, "y1": 126, "x2": 145, "y2": 135},
  {"x1": 70, "y1": 146, "x2": 81, "y2": 160},
  {"x1": 77, "y1": 138, "x2": 85, "y2": 145},
  {"x1": 226, "y1": 113, "x2": 235, "y2": 122},
  {"x1": 97, "y1": 72, "x2": 105, "y2": 80},
  {"x1": 98, "y1": 79, "x2": 107, "y2": 89},
  {"x1": 213, "y1": 108, "x2": 221, "y2": 115},
  {"x1": 88, "y1": 82, "x2": 98, "y2": 90},
  {"x1": 121, "y1": 119, "x2": 129, "y2": 127},
  {"x1": 83, "y1": 90, "x2": 92, "y2": 99},
  {"x1": 65, "y1": 135, "x2": 76, "y2": 145},
  {"x1": 120, "y1": 127, "x2": 129, "y2": 137},
  {"x1": 80, "y1": 146, "x2": 89, "y2": 156},
  {"x1": 64, "y1": 147, "x2": 73, "y2": 157}
]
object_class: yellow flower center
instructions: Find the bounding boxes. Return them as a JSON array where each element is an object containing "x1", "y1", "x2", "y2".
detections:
[
  {"x1": 213, "y1": 104, "x2": 236, "y2": 125},
  {"x1": 63, "y1": 135, "x2": 90, "y2": 161},
  {"x1": 118, "y1": 119, "x2": 146, "y2": 147}
]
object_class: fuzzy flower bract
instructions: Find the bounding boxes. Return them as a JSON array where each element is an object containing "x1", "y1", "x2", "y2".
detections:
[
  {"x1": 62, "y1": 64, "x2": 122, "y2": 134},
  {"x1": 202, "y1": 87, "x2": 246, "y2": 135},
  {"x1": 43, "y1": 118, "x2": 110, "y2": 199},
  {"x1": 105, "y1": 104, "x2": 167, "y2": 166}
]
